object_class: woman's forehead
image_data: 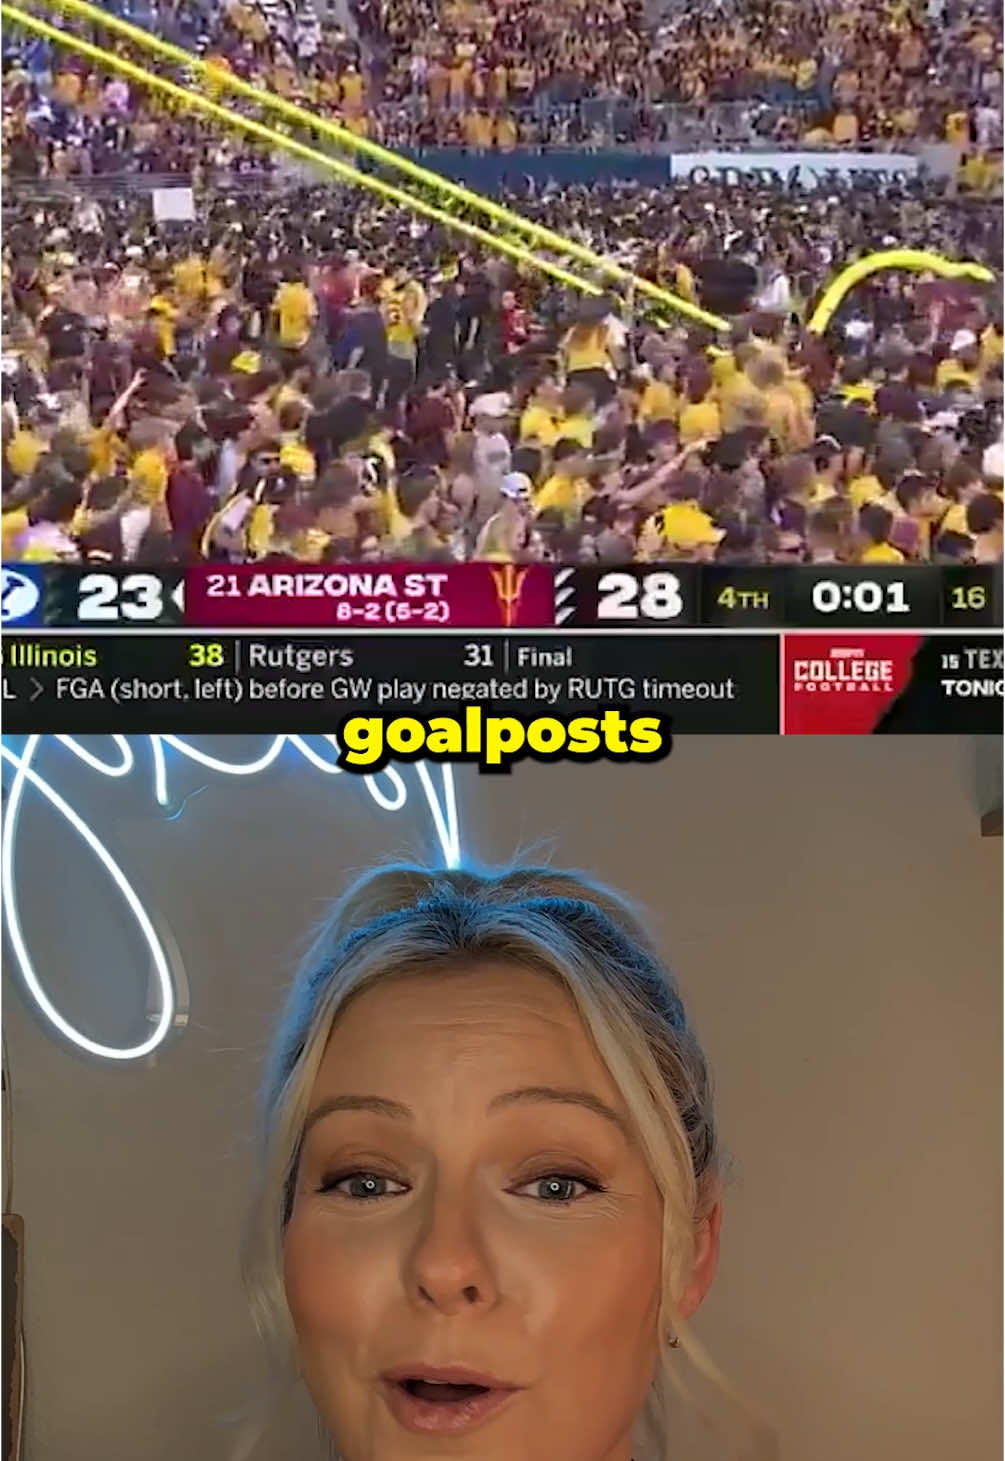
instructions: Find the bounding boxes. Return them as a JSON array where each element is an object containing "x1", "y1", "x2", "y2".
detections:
[
  {"x1": 318, "y1": 963, "x2": 624, "y2": 1103},
  {"x1": 330, "y1": 962, "x2": 584, "y2": 1045}
]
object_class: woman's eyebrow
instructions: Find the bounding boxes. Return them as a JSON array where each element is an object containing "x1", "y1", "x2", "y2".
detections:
[
  {"x1": 304, "y1": 1088, "x2": 630, "y2": 1136},
  {"x1": 488, "y1": 1087, "x2": 630, "y2": 1137},
  {"x1": 304, "y1": 1094, "x2": 413, "y2": 1134}
]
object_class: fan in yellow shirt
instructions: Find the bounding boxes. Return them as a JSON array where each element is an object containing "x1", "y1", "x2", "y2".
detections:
[
  {"x1": 710, "y1": 345, "x2": 739, "y2": 390},
  {"x1": 496, "y1": 113, "x2": 518, "y2": 150},
  {"x1": 858, "y1": 502, "x2": 905, "y2": 563},
  {"x1": 245, "y1": 474, "x2": 300, "y2": 558},
  {"x1": 130, "y1": 445, "x2": 169, "y2": 505},
  {"x1": 653, "y1": 246, "x2": 697, "y2": 305},
  {"x1": 795, "y1": 56, "x2": 817, "y2": 90},
  {"x1": 519, "y1": 401, "x2": 561, "y2": 447},
  {"x1": 54, "y1": 66, "x2": 82, "y2": 106},
  {"x1": 860, "y1": 539, "x2": 907, "y2": 563},
  {"x1": 677, "y1": 360, "x2": 721, "y2": 444},
  {"x1": 383, "y1": 273, "x2": 427, "y2": 361},
  {"x1": 276, "y1": 438, "x2": 315, "y2": 485},
  {"x1": 749, "y1": 352, "x2": 811, "y2": 453},
  {"x1": 784, "y1": 368, "x2": 814, "y2": 423},
  {"x1": 560, "y1": 307, "x2": 619, "y2": 394},
  {"x1": 172, "y1": 254, "x2": 207, "y2": 308},
  {"x1": 557, "y1": 382, "x2": 596, "y2": 450},
  {"x1": 6, "y1": 427, "x2": 46, "y2": 478},
  {"x1": 848, "y1": 472, "x2": 886, "y2": 510},
  {"x1": 272, "y1": 277, "x2": 317, "y2": 350},
  {"x1": 274, "y1": 375, "x2": 310, "y2": 416},
  {"x1": 277, "y1": 399, "x2": 317, "y2": 484},
  {"x1": 519, "y1": 371, "x2": 564, "y2": 447},
  {"x1": 463, "y1": 110, "x2": 494, "y2": 148},
  {"x1": 534, "y1": 439, "x2": 594, "y2": 524},
  {"x1": 637, "y1": 362, "x2": 679, "y2": 427},
  {"x1": 837, "y1": 355, "x2": 878, "y2": 408},
  {"x1": 562, "y1": 321, "x2": 612, "y2": 372},
  {"x1": 979, "y1": 320, "x2": 1003, "y2": 374},
  {"x1": 204, "y1": 52, "x2": 232, "y2": 98},
  {"x1": 147, "y1": 295, "x2": 178, "y2": 359},
  {"x1": 340, "y1": 66, "x2": 365, "y2": 110},
  {"x1": 716, "y1": 343, "x2": 767, "y2": 432},
  {"x1": 88, "y1": 424, "x2": 127, "y2": 477},
  {"x1": 935, "y1": 333, "x2": 981, "y2": 390},
  {"x1": 945, "y1": 109, "x2": 971, "y2": 146}
]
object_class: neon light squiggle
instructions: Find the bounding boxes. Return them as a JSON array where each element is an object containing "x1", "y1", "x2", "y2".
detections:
[
  {"x1": 1, "y1": 738, "x2": 460, "y2": 1062},
  {"x1": 1, "y1": 736, "x2": 175, "y2": 1062}
]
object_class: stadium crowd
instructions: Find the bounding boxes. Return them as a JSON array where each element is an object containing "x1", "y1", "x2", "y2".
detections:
[
  {"x1": 359, "y1": 0, "x2": 1003, "y2": 152},
  {"x1": 2, "y1": 0, "x2": 1002, "y2": 153},
  {"x1": 2, "y1": 173, "x2": 1002, "y2": 567}
]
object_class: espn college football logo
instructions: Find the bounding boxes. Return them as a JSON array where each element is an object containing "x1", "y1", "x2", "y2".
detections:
[
  {"x1": 791, "y1": 645, "x2": 894, "y2": 692},
  {"x1": 783, "y1": 634, "x2": 920, "y2": 734}
]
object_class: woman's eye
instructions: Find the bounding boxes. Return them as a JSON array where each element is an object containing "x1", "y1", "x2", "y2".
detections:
[
  {"x1": 516, "y1": 1174, "x2": 603, "y2": 1204},
  {"x1": 320, "y1": 1171, "x2": 409, "y2": 1200}
]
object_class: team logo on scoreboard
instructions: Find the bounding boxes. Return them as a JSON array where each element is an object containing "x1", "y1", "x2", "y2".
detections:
[
  {"x1": 0, "y1": 567, "x2": 43, "y2": 626},
  {"x1": 489, "y1": 565, "x2": 529, "y2": 628}
]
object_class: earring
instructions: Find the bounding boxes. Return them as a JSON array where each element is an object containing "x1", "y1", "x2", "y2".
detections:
[{"x1": 667, "y1": 1335, "x2": 680, "y2": 1349}]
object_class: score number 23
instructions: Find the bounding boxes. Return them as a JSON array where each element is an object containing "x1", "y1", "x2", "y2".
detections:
[{"x1": 596, "y1": 571, "x2": 685, "y2": 622}]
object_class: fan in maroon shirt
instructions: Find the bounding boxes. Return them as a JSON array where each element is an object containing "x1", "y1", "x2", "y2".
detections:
[
  {"x1": 405, "y1": 384, "x2": 457, "y2": 466},
  {"x1": 319, "y1": 257, "x2": 356, "y2": 344},
  {"x1": 499, "y1": 290, "x2": 529, "y2": 353},
  {"x1": 914, "y1": 277, "x2": 985, "y2": 338},
  {"x1": 166, "y1": 422, "x2": 215, "y2": 558}
]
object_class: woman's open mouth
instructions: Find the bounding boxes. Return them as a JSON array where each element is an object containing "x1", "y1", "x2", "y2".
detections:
[{"x1": 380, "y1": 1368, "x2": 521, "y2": 1434}]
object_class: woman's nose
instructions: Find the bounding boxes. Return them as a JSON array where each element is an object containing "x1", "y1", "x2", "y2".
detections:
[{"x1": 405, "y1": 1188, "x2": 500, "y2": 1315}]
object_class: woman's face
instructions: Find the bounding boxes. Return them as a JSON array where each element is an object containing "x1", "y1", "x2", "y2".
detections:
[{"x1": 284, "y1": 963, "x2": 666, "y2": 1461}]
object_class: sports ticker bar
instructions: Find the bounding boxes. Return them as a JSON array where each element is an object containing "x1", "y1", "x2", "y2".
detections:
[
  {"x1": 2, "y1": 563, "x2": 1001, "y2": 633},
  {"x1": 2, "y1": 631, "x2": 1002, "y2": 736}
]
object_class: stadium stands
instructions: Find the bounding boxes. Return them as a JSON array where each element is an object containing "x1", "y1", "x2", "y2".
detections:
[{"x1": 1, "y1": 0, "x2": 1001, "y2": 565}]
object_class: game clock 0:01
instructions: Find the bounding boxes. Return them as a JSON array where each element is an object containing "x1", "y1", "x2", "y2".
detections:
[
  {"x1": 788, "y1": 567, "x2": 939, "y2": 627},
  {"x1": 813, "y1": 578, "x2": 909, "y2": 616}
]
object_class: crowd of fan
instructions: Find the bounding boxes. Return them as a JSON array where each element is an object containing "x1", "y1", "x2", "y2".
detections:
[
  {"x1": 2, "y1": 50, "x2": 1003, "y2": 194},
  {"x1": 2, "y1": 180, "x2": 1002, "y2": 567},
  {"x1": 3, "y1": 0, "x2": 1002, "y2": 154},
  {"x1": 360, "y1": 0, "x2": 1003, "y2": 156},
  {"x1": 357, "y1": 0, "x2": 1003, "y2": 150}
]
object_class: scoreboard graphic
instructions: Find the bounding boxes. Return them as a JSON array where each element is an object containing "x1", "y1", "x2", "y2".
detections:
[
  {"x1": 3, "y1": 562, "x2": 1001, "y2": 632},
  {"x1": 2, "y1": 563, "x2": 1001, "y2": 736}
]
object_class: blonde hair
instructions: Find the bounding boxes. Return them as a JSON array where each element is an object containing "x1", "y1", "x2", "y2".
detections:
[{"x1": 240, "y1": 864, "x2": 775, "y2": 1461}]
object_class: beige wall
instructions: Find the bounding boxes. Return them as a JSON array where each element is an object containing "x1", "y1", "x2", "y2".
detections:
[{"x1": 3, "y1": 736, "x2": 1001, "y2": 1461}]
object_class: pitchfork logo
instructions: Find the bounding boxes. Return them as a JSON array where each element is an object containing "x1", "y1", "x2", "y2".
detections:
[{"x1": 489, "y1": 565, "x2": 529, "y2": 628}]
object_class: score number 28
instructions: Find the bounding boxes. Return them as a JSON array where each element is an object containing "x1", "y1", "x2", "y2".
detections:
[{"x1": 596, "y1": 571, "x2": 685, "y2": 622}]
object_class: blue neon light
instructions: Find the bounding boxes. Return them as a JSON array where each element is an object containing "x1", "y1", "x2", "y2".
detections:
[{"x1": 1, "y1": 738, "x2": 460, "y2": 1062}]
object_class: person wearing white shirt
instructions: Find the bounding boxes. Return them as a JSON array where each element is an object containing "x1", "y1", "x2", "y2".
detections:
[
  {"x1": 757, "y1": 264, "x2": 792, "y2": 317},
  {"x1": 471, "y1": 401, "x2": 513, "y2": 523}
]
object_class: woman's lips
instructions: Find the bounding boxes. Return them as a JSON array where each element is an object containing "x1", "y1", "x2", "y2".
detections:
[{"x1": 380, "y1": 1375, "x2": 521, "y2": 1435}]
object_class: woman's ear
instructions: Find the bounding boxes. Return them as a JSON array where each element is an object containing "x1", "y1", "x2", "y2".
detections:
[{"x1": 677, "y1": 1201, "x2": 723, "y2": 1321}]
